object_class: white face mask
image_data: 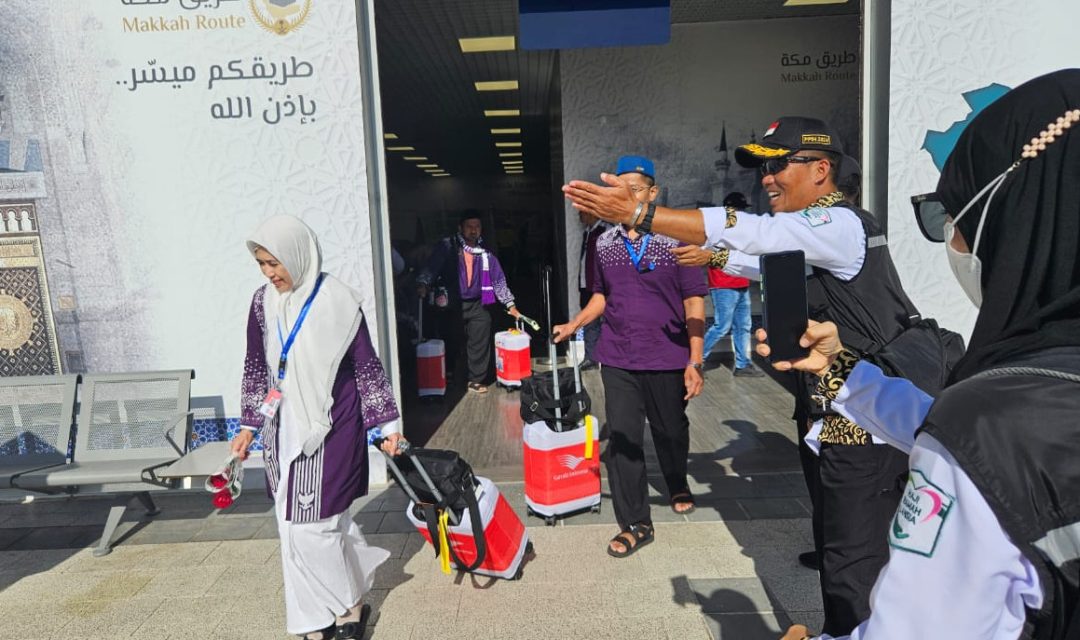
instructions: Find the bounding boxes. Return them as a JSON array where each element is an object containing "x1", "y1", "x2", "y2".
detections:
[{"x1": 943, "y1": 167, "x2": 1014, "y2": 308}]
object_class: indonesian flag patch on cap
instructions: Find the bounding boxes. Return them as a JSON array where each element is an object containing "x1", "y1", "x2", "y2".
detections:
[{"x1": 764, "y1": 121, "x2": 780, "y2": 138}]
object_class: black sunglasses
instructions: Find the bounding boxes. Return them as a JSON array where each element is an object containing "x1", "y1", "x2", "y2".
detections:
[
  {"x1": 759, "y1": 155, "x2": 823, "y2": 176},
  {"x1": 910, "y1": 192, "x2": 948, "y2": 242}
]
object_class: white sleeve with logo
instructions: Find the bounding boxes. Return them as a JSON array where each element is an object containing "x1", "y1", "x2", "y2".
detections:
[
  {"x1": 816, "y1": 434, "x2": 1042, "y2": 640},
  {"x1": 700, "y1": 206, "x2": 866, "y2": 281}
]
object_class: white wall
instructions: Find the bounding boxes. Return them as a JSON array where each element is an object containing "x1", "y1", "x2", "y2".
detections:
[
  {"x1": 887, "y1": 0, "x2": 1080, "y2": 338},
  {"x1": 561, "y1": 16, "x2": 860, "y2": 313},
  {"x1": 0, "y1": 1, "x2": 378, "y2": 416}
]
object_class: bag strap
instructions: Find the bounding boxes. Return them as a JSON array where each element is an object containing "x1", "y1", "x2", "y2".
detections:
[
  {"x1": 421, "y1": 503, "x2": 442, "y2": 558},
  {"x1": 972, "y1": 366, "x2": 1080, "y2": 384},
  {"x1": 443, "y1": 478, "x2": 486, "y2": 572}
]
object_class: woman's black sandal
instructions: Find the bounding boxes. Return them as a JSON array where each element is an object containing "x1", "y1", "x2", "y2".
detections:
[{"x1": 607, "y1": 522, "x2": 654, "y2": 558}]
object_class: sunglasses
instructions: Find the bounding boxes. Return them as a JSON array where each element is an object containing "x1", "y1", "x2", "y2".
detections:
[
  {"x1": 759, "y1": 155, "x2": 823, "y2": 176},
  {"x1": 910, "y1": 192, "x2": 948, "y2": 242}
]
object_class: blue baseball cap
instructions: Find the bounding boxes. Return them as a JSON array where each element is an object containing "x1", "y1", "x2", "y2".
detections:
[{"x1": 615, "y1": 155, "x2": 655, "y2": 180}]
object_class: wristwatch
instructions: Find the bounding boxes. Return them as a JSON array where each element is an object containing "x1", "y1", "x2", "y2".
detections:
[
  {"x1": 635, "y1": 202, "x2": 657, "y2": 235},
  {"x1": 687, "y1": 361, "x2": 703, "y2": 371}
]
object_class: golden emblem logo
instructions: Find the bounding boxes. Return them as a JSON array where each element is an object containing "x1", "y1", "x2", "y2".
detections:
[
  {"x1": 0, "y1": 293, "x2": 33, "y2": 352},
  {"x1": 801, "y1": 134, "x2": 832, "y2": 146},
  {"x1": 249, "y1": 0, "x2": 312, "y2": 36}
]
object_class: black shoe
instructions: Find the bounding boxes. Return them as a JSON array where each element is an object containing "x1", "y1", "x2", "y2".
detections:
[
  {"x1": 733, "y1": 366, "x2": 765, "y2": 378},
  {"x1": 335, "y1": 604, "x2": 371, "y2": 639},
  {"x1": 798, "y1": 550, "x2": 820, "y2": 571}
]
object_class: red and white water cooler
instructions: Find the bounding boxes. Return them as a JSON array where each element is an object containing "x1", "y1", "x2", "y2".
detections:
[
  {"x1": 406, "y1": 476, "x2": 531, "y2": 580},
  {"x1": 495, "y1": 328, "x2": 531, "y2": 388},
  {"x1": 416, "y1": 339, "x2": 446, "y2": 397},
  {"x1": 523, "y1": 415, "x2": 601, "y2": 522}
]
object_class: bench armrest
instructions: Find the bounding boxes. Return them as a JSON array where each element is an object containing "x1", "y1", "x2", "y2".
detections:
[{"x1": 164, "y1": 411, "x2": 194, "y2": 457}]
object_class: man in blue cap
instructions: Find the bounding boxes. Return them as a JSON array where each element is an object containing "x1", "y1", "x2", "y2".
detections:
[{"x1": 554, "y1": 155, "x2": 707, "y2": 558}]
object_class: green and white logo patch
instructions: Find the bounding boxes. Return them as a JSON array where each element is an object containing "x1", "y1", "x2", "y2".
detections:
[
  {"x1": 801, "y1": 208, "x2": 832, "y2": 227},
  {"x1": 889, "y1": 469, "x2": 955, "y2": 557}
]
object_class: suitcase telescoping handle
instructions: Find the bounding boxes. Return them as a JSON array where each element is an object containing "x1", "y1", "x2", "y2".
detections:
[
  {"x1": 542, "y1": 266, "x2": 564, "y2": 431},
  {"x1": 417, "y1": 299, "x2": 424, "y2": 343},
  {"x1": 371, "y1": 435, "x2": 460, "y2": 526}
]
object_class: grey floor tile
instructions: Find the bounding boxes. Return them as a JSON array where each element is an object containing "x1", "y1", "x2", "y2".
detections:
[
  {"x1": 189, "y1": 518, "x2": 264, "y2": 542},
  {"x1": 703, "y1": 611, "x2": 793, "y2": 640},
  {"x1": 685, "y1": 499, "x2": 749, "y2": 522},
  {"x1": 738, "y1": 498, "x2": 811, "y2": 520},
  {"x1": 688, "y1": 577, "x2": 782, "y2": 614},
  {"x1": 376, "y1": 510, "x2": 416, "y2": 534}
]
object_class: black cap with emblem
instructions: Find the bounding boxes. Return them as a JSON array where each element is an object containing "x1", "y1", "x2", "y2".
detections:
[{"x1": 734, "y1": 116, "x2": 846, "y2": 168}]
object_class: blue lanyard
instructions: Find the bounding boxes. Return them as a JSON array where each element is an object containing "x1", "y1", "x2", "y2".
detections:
[
  {"x1": 275, "y1": 273, "x2": 325, "y2": 382},
  {"x1": 622, "y1": 233, "x2": 655, "y2": 273}
]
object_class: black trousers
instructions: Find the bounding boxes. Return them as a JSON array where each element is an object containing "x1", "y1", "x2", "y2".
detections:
[
  {"x1": 796, "y1": 417, "x2": 824, "y2": 559},
  {"x1": 818, "y1": 442, "x2": 909, "y2": 637},
  {"x1": 461, "y1": 299, "x2": 492, "y2": 385},
  {"x1": 601, "y1": 365, "x2": 690, "y2": 530}
]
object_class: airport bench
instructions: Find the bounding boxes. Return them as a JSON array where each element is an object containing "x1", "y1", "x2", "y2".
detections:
[{"x1": 3, "y1": 370, "x2": 196, "y2": 556}]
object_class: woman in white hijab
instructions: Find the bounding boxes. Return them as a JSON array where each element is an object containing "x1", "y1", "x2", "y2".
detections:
[{"x1": 231, "y1": 215, "x2": 401, "y2": 640}]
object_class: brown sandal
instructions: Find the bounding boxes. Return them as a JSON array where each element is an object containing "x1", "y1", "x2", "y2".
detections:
[{"x1": 607, "y1": 522, "x2": 654, "y2": 558}]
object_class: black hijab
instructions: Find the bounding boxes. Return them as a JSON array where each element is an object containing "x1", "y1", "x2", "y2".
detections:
[{"x1": 937, "y1": 69, "x2": 1080, "y2": 382}]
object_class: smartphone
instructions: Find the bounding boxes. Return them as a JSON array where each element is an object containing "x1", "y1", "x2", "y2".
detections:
[{"x1": 760, "y1": 250, "x2": 810, "y2": 362}]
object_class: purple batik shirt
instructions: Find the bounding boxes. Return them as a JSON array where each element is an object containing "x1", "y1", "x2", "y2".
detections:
[
  {"x1": 591, "y1": 226, "x2": 708, "y2": 371},
  {"x1": 240, "y1": 285, "x2": 399, "y2": 521}
]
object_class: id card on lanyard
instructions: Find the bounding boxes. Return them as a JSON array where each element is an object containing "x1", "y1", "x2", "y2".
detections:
[
  {"x1": 623, "y1": 233, "x2": 656, "y2": 273},
  {"x1": 259, "y1": 273, "x2": 325, "y2": 419}
]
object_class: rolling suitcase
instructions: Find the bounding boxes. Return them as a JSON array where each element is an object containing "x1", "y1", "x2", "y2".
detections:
[
  {"x1": 522, "y1": 266, "x2": 601, "y2": 525},
  {"x1": 376, "y1": 437, "x2": 531, "y2": 580},
  {"x1": 416, "y1": 300, "x2": 446, "y2": 397},
  {"x1": 495, "y1": 319, "x2": 531, "y2": 390}
]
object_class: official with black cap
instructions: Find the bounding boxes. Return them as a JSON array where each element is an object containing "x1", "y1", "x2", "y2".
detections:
[{"x1": 563, "y1": 116, "x2": 922, "y2": 636}]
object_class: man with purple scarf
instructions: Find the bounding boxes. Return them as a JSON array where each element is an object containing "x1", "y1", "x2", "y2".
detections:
[{"x1": 417, "y1": 210, "x2": 520, "y2": 393}]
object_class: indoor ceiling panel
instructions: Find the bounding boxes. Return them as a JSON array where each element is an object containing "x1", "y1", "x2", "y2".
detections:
[{"x1": 374, "y1": 0, "x2": 857, "y2": 179}]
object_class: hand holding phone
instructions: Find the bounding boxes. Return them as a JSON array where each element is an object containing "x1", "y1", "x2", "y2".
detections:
[{"x1": 760, "y1": 250, "x2": 810, "y2": 362}]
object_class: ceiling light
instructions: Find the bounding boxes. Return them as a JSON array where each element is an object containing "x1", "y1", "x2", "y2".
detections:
[
  {"x1": 491, "y1": 128, "x2": 521, "y2": 135},
  {"x1": 484, "y1": 109, "x2": 520, "y2": 117},
  {"x1": 433, "y1": 174, "x2": 451, "y2": 177},
  {"x1": 475, "y1": 80, "x2": 519, "y2": 91},
  {"x1": 495, "y1": 142, "x2": 522, "y2": 148},
  {"x1": 423, "y1": 168, "x2": 442, "y2": 173},
  {"x1": 458, "y1": 36, "x2": 516, "y2": 53},
  {"x1": 416, "y1": 164, "x2": 439, "y2": 168},
  {"x1": 502, "y1": 160, "x2": 523, "y2": 166},
  {"x1": 386, "y1": 146, "x2": 415, "y2": 151},
  {"x1": 506, "y1": 170, "x2": 524, "y2": 175},
  {"x1": 383, "y1": 133, "x2": 398, "y2": 139},
  {"x1": 783, "y1": 0, "x2": 848, "y2": 5},
  {"x1": 403, "y1": 156, "x2": 427, "y2": 161},
  {"x1": 499, "y1": 152, "x2": 523, "y2": 158}
]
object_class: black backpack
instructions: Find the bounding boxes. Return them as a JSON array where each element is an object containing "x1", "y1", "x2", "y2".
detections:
[
  {"x1": 396, "y1": 448, "x2": 487, "y2": 572},
  {"x1": 864, "y1": 317, "x2": 966, "y2": 396},
  {"x1": 519, "y1": 371, "x2": 591, "y2": 431}
]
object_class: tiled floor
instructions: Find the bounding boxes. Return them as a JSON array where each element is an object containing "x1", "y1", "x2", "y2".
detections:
[{"x1": 0, "y1": 352, "x2": 823, "y2": 639}]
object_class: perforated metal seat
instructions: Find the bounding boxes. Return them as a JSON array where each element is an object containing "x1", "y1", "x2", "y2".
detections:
[
  {"x1": 12, "y1": 370, "x2": 194, "y2": 556},
  {"x1": 0, "y1": 375, "x2": 79, "y2": 488}
]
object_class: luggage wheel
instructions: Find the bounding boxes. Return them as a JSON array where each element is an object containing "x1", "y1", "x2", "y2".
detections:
[
  {"x1": 525, "y1": 541, "x2": 534, "y2": 555},
  {"x1": 544, "y1": 515, "x2": 557, "y2": 526},
  {"x1": 590, "y1": 504, "x2": 601, "y2": 514}
]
